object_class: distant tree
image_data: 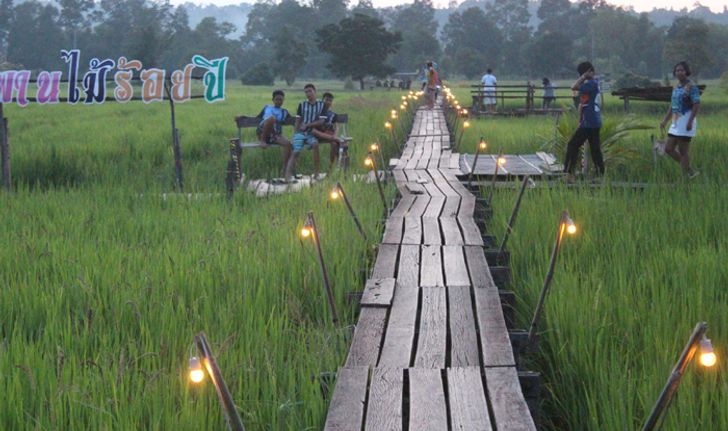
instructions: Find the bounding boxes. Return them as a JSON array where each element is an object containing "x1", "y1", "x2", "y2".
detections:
[
  {"x1": 663, "y1": 17, "x2": 712, "y2": 78},
  {"x1": 442, "y1": 7, "x2": 502, "y2": 77},
  {"x1": 313, "y1": 0, "x2": 349, "y2": 26},
  {"x1": 271, "y1": 25, "x2": 307, "y2": 85},
  {"x1": 389, "y1": 0, "x2": 440, "y2": 71},
  {"x1": 6, "y1": 1, "x2": 64, "y2": 69},
  {"x1": 58, "y1": 0, "x2": 94, "y2": 48},
  {"x1": 486, "y1": 0, "x2": 531, "y2": 74},
  {"x1": 351, "y1": 0, "x2": 379, "y2": 19},
  {"x1": 241, "y1": 62, "x2": 275, "y2": 86},
  {"x1": 526, "y1": 32, "x2": 573, "y2": 78},
  {"x1": 317, "y1": 13, "x2": 401, "y2": 89},
  {"x1": 0, "y1": 0, "x2": 13, "y2": 60}
]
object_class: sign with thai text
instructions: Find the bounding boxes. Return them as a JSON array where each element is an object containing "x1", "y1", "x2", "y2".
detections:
[{"x1": 0, "y1": 49, "x2": 228, "y2": 107}]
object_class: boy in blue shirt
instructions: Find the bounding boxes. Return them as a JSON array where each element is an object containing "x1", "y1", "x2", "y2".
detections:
[
  {"x1": 563, "y1": 61, "x2": 604, "y2": 182},
  {"x1": 312, "y1": 92, "x2": 348, "y2": 170},
  {"x1": 257, "y1": 90, "x2": 292, "y2": 174}
]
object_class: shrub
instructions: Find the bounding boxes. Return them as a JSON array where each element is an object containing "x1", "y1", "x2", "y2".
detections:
[{"x1": 240, "y1": 63, "x2": 275, "y2": 86}]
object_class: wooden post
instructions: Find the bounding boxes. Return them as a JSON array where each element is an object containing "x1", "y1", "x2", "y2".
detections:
[
  {"x1": 526, "y1": 211, "x2": 568, "y2": 346},
  {"x1": 0, "y1": 103, "x2": 10, "y2": 191},
  {"x1": 308, "y1": 211, "x2": 339, "y2": 324},
  {"x1": 487, "y1": 147, "x2": 504, "y2": 205},
  {"x1": 642, "y1": 322, "x2": 708, "y2": 431},
  {"x1": 164, "y1": 83, "x2": 184, "y2": 190},
  {"x1": 368, "y1": 152, "x2": 388, "y2": 214},
  {"x1": 335, "y1": 181, "x2": 367, "y2": 241},
  {"x1": 497, "y1": 175, "x2": 530, "y2": 258},
  {"x1": 194, "y1": 332, "x2": 246, "y2": 431}
]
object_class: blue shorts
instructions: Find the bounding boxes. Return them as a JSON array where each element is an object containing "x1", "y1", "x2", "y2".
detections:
[{"x1": 292, "y1": 132, "x2": 318, "y2": 153}]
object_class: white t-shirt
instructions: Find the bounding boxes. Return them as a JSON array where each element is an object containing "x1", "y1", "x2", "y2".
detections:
[{"x1": 481, "y1": 74, "x2": 497, "y2": 93}]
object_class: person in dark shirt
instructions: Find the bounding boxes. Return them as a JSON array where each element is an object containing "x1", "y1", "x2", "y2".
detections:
[
  {"x1": 563, "y1": 61, "x2": 604, "y2": 182},
  {"x1": 311, "y1": 92, "x2": 348, "y2": 170}
]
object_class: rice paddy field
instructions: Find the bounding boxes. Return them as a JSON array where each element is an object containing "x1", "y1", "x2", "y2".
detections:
[{"x1": 2, "y1": 80, "x2": 726, "y2": 430}]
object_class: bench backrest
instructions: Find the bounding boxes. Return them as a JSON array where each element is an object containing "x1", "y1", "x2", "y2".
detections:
[{"x1": 235, "y1": 113, "x2": 349, "y2": 129}]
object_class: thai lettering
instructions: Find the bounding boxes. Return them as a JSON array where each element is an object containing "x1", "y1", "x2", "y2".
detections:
[
  {"x1": 140, "y1": 68, "x2": 165, "y2": 103},
  {"x1": 192, "y1": 55, "x2": 228, "y2": 103},
  {"x1": 61, "y1": 49, "x2": 81, "y2": 104},
  {"x1": 114, "y1": 57, "x2": 142, "y2": 103},
  {"x1": 82, "y1": 58, "x2": 116, "y2": 104},
  {"x1": 37, "y1": 71, "x2": 62, "y2": 104},
  {"x1": 170, "y1": 63, "x2": 195, "y2": 103}
]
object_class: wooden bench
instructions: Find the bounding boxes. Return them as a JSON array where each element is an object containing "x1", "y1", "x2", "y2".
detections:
[
  {"x1": 611, "y1": 85, "x2": 706, "y2": 112},
  {"x1": 225, "y1": 113, "x2": 352, "y2": 192}
]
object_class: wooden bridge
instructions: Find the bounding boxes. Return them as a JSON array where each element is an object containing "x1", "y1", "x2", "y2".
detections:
[{"x1": 324, "y1": 105, "x2": 537, "y2": 430}]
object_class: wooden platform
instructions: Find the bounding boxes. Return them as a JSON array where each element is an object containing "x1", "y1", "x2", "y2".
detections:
[
  {"x1": 460, "y1": 153, "x2": 563, "y2": 178},
  {"x1": 324, "y1": 105, "x2": 536, "y2": 430}
]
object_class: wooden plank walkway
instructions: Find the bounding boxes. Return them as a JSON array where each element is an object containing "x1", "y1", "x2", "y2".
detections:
[{"x1": 324, "y1": 105, "x2": 536, "y2": 431}]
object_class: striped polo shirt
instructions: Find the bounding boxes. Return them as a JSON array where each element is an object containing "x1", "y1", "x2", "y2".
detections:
[{"x1": 296, "y1": 99, "x2": 325, "y2": 132}]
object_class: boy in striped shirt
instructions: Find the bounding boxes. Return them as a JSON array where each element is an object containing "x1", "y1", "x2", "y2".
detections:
[{"x1": 287, "y1": 83, "x2": 325, "y2": 181}]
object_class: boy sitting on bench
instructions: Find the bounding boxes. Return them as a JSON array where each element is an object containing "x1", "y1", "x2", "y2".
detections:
[
  {"x1": 288, "y1": 84, "x2": 326, "y2": 181},
  {"x1": 257, "y1": 90, "x2": 293, "y2": 174},
  {"x1": 311, "y1": 92, "x2": 349, "y2": 170}
]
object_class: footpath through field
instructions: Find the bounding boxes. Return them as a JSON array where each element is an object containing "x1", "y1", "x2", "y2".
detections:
[{"x1": 324, "y1": 103, "x2": 537, "y2": 430}]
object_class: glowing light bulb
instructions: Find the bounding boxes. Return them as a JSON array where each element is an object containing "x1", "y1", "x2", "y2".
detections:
[
  {"x1": 189, "y1": 357, "x2": 204, "y2": 383},
  {"x1": 365, "y1": 157, "x2": 373, "y2": 167},
  {"x1": 400, "y1": 104, "x2": 405, "y2": 110},
  {"x1": 565, "y1": 218, "x2": 577, "y2": 235},
  {"x1": 390, "y1": 109, "x2": 397, "y2": 116},
  {"x1": 370, "y1": 143, "x2": 379, "y2": 152},
  {"x1": 462, "y1": 109, "x2": 468, "y2": 115},
  {"x1": 700, "y1": 337, "x2": 717, "y2": 367},
  {"x1": 497, "y1": 156, "x2": 507, "y2": 166},
  {"x1": 301, "y1": 226, "x2": 312, "y2": 238},
  {"x1": 463, "y1": 121, "x2": 470, "y2": 128},
  {"x1": 385, "y1": 121, "x2": 392, "y2": 129},
  {"x1": 479, "y1": 140, "x2": 487, "y2": 151},
  {"x1": 330, "y1": 188, "x2": 340, "y2": 200},
  {"x1": 401, "y1": 95, "x2": 406, "y2": 100}
]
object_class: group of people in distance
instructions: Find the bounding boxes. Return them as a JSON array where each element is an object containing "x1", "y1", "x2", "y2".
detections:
[
  {"x1": 564, "y1": 60, "x2": 700, "y2": 182},
  {"x1": 256, "y1": 83, "x2": 348, "y2": 183},
  {"x1": 478, "y1": 61, "x2": 700, "y2": 181}
]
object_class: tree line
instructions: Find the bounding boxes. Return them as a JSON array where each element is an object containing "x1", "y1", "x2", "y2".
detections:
[{"x1": 0, "y1": 0, "x2": 726, "y2": 84}]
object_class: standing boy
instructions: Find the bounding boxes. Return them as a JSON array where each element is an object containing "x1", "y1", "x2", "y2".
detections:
[
  {"x1": 288, "y1": 83, "x2": 325, "y2": 181},
  {"x1": 563, "y1": 61, "x2": 604, "y2": 182}
]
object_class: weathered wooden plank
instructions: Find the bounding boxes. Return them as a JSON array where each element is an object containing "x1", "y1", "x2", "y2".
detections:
[
  {"x1": 448, "y1": 285, "x2": 480, "y2": 367},
  {"x1": 391, "y1": 194, "x2": 415, "y2": 218},
  {"x1": 396, "y1": 244, "x2": 420, "y2": 288},
  {"x1": 372, "y1": 244, "x2": 399, "y2": 279},
  {"x1": 441, "y1": 217, "x2": 464, "y2": 246},
  {"x1": 407, "y1": 195, "x2": 431, "y2": 217},
  {"x1": 378, "y1": 285, "x2": 418, "y2": 367},
  {"x1": 443, "y1": 246, "x2": 471, "y2": 286},
  {"x1": 414, "y1": 287, "x2": 446, "y2": 368},
  {"x1": 382, "y1": 217, "x2": 403, "y2": 244},
  {"x1": 458, "y1": 196, "x2": 476, "y2": 217},
  {"x1": 360, "y1": 278, "x2": 396, "y2": 307},
  {"x1": 458, "y1": 216, "x2": 485, "y2": 246},
  {"x1": 365, "y1": 367, "x2": 403, "y2": 431},
  {"x1": 474, "y1": 285, "x2": 515, "y2": 367},
  {"x1": 324, "y1": 367, "x2": 369, "y2": 431},
  {"x1": 423, "y1": 195, "x2": 445, "y2": 218},
  {"x1": 401, "y1": 217, "x2": 423, "y2": 245},
  {"x1": 408, "y1": 368, "x2": 448, "y2": 431},
  {"x1": 464, "y1": 246, "x2": 498, "y2": 289},
  {"x1": 441, "y1": 197, "x2": 461, "y2": 217},
  {"x1": 422, "y1": 217, "x2": 441, "y2": 245},
  {"x1": 447, "y1": 367, "x2": 492, "y2": 431},
  {"x1": 420, "y1": 245, "x2": 444, "y2": 287},
  {"x1": 484, "y1": 367, "x2": 537, "y2": 431},
  {"x1": 345, "y1": 307, "x2": 388, "y2": 367}
]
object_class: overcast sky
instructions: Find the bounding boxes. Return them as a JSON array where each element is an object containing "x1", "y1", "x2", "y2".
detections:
[{"x1": 175, "y1": 0, "x2": 728, "y2": 12}]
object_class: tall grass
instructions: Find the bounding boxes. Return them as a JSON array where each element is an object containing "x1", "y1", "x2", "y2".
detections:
[
  {"x1": 449, "y1": 82, "x2": 728, "y2": 430},
  {"x1": 1, "y1": 82, "x2": 401, "y2": 430}
]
